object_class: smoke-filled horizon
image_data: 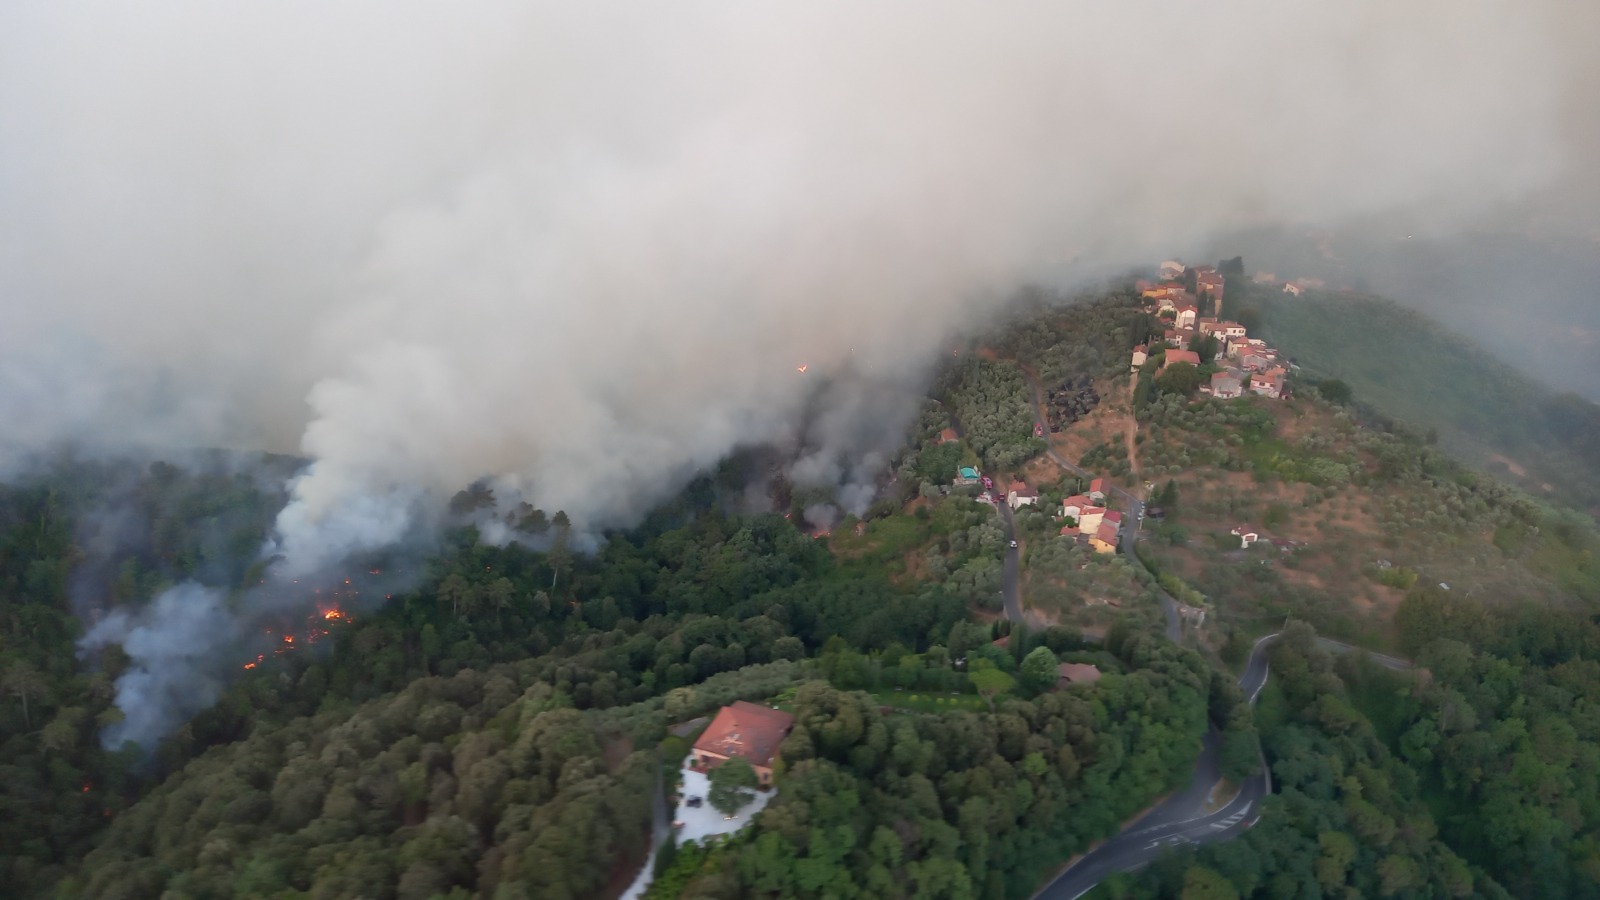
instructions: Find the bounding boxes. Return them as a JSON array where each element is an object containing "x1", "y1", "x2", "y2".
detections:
[{"x1": 4, "y1": 2, "x2": 1597, "y2": 577}]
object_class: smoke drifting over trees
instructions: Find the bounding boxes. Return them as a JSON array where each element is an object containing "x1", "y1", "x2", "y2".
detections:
[
  {"x1": 2, "y1": 4, "x2": 1596, "y2": 743},
  {"x1": 3, "y1": 2, "x2": 1593, "y2": 566}
]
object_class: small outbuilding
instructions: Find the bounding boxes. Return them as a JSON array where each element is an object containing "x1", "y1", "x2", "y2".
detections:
[{"x1": 1057, "y1": 663, "x2": 1103, "y2": 688}]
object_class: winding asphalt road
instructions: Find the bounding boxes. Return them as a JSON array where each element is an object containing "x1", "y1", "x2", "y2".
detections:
[
  {"x1": 1031, "y1": 633, "x2": 1411, "y2": 899},
  {"x1": 1032, "y1": 634, "x2": 1280, "y2": 900}
]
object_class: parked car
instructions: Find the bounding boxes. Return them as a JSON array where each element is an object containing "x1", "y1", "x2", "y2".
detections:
[
  {"x1": 1009, "y1": 540, "x2": 1018, "y2": 549},
  {"x1": 687, "y1": 796, "x2": 703, "y2": 808}
]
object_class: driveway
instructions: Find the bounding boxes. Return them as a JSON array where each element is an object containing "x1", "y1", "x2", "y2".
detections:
[{"x1": 671, "y1": 764, "x2": 775, "y2": 845}]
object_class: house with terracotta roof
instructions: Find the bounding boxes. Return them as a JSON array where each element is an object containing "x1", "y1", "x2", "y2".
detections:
[
  {"x1": 1077, "y1": 506, "x2": 1106, "y2": 533},
  {"x1": 691, "y1": 701, "x2": 796, "y2": 786},
  {"x1": 1210, "y1": 371, "x2": 1244, "y2": 399},
  {"x1": 1231, "y1": 525, "x2": 1260, "y2": 549},
  {"x1": 1195, "y1": 270, "x2": 1225, "y2": 303},
  {"x1": 1250, "y1": 367, "x2": 1286, "y2": 399},
  {"x1": 1226, "y1": 338, "x2": 1266, "y2": 360},
  {"x1": 1057, "y1": 662, "x2": 1103, "y2": 687},
  {"x1": 1006, "y1": 482, "x2": 1040, "y2": 510},
  {"x1": 1163, "y1": 349, "x2": 1202, "y2": 370},
  {"x1": 1131, "y1": 344, "x2": 1148, "y2": 371},
  {"x1": 1088, "y1": 478, "x2": 1107, "y2": 502},
  {"x1": 937, "y1": 428, "x2": 959, "y2": 445},
  {"x1": 1159, "y1": 260, "x2": 1185, "y2": 279},
  {"x1": 1199, "y1": 319, "x2": 1247, "y2": 341},
  {"x1": 1061, "y1": 494, "x2": 1093, "y2": 520},
  {"x1": 1163, "y1": 328, "x2": 1191, "y2": 350},
  {"x1": 1175, "y1": 305, "x2": 1198, "y2": 329},
  {"x1": 1087, "y1": 509, "x2": 1123, "y2": 553}
]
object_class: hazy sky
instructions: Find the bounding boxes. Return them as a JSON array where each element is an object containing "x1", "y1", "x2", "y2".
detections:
[{"x1": 3, "y1": 1, "x2": 1596, "y2": 572}]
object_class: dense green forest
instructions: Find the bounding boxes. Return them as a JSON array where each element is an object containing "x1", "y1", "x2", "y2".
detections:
[
  {"x1": 654, "y1": 631, "x2": 1212, "y2": 899},
  {"x1": 0, "y1": 442, "x2": 1212, "y2": 899},
  {"x1": 935, "y1": 356, "x2": 1044, "y2": 471},
  {"x1": 1114, "y1": 610, "x2": 1600, "y2": 899},
  {"x1": 0, "y1": 455, "x2": 295, "y2": 893}
]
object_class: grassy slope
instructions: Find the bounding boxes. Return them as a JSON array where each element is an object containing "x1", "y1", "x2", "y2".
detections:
[{"x1": 1248, "y1": 288, "x2": 1600, "y2": 512}]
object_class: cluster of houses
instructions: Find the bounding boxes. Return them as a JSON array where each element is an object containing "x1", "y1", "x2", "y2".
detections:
[
  {"x1": 1057, "y1": 477, "x2": 1123, "y2": 554},
  {"x1": 1132, "y1": 261, "x2": 1290, "y2": 401},
  {"x1": 982, "y1": 470, "x2": 1124, "y2": 556}
]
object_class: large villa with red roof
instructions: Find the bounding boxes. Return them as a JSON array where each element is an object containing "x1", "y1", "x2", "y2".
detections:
[{"x1": 690, "y1": 701, "x2": 795, "y2": 786}]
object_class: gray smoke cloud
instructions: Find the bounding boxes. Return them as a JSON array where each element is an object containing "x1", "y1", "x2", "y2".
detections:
[
  {"x1": 4, "y1": 2, "x2": 1597, "y2": 727},
  {"x1": 79, "y1": 583, "x2": 240, "y2": 749}
]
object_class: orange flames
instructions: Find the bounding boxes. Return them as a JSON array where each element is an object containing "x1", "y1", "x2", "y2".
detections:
[
  {"x1": 322, "y1": 607, "x2": 345, "y2": 621},
  {"x1": 797, "y1": 364, "x2": 808, "y2": 373}
]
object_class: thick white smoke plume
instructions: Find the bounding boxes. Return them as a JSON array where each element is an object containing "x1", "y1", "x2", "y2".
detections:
[
  {"x1": 3, "y1": 2, "x2": 1592, "y2": 569},
  {"x1": 2, "y1": 3, "x2": 1595, "y2": 742}
]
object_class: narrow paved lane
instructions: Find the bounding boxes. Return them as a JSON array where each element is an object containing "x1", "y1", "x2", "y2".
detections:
[
  {"x1": 1021, "y1": 367, "x2": 1177, "y2": 641},
  {"x1": 999, "y1": 501, "x2": 1022, "y2": 624}
]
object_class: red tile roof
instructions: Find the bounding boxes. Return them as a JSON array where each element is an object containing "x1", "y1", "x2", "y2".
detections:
[
  {"x1": 1058, "y1": 662, "x2": 1103, "y2": 684},
  {"x1": 693, "y1": 701, "x2": 795, "y2": 770},
  {"x1": 1164, "y1": 349, "x2": 1202, "y2": 367},
  {"x1": 1096, "y1": 522, "x2": 1120, "y2": 544},
  {"x1": 1103, "y1": 510, "x2": 1123, "y2": 523}
]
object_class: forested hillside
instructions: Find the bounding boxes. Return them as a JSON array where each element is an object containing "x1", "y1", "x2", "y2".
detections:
[
  {"x1": 657, "y1": 632, "x2": 1212, "y2": 899},
  {"x1": 1, "y1": 433, "x2": 1219, "y2": 899},
  {"x1": 1117, "y1": 614, "x2": 1600, "y2": 899},
  {"x1": 0, "y1": 455, "x2": 295, "y2": 892},
  {"x1": 9, "y1": 283, "x2": 1600, "y2": 900}
]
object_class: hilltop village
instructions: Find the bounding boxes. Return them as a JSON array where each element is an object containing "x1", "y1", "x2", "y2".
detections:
[
  {"x1": 936, "y1": 258, "x2": 1292, "y2": 561},
  {"x1": 1134, "y1": 260, "x2": 1290, "y2": 401}
]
